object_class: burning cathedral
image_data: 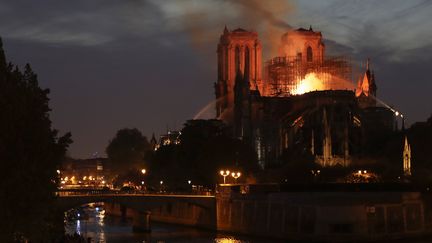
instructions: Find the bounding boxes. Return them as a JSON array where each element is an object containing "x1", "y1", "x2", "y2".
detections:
[{"x1": 214, "y1": 26, "x2": 396, "y2": 168}]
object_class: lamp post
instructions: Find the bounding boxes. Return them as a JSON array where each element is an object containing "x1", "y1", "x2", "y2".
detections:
[
  {"x1": 159, "y1": 180, "x2": 164, "y2": 193},
  {"x1": 231, "y1": 172, "x2": 241, "y2": 183},
  {"x1": 311, "y1": 169, "x2": 321, "y2": 182},
  {"x1": 141, "y1": 169, "x2": 146, "y2": 192},
  {"x1": 220, "y1": 170, "x2": 230, "y2": 184},
  {"x1": 311, "y1": 170, "x2": 321, "y2": 176}
]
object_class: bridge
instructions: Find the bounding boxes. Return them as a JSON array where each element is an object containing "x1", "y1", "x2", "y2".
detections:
[
  {"x1": 57, "y1": 185, "x2": 432, "y2": 241},
  {"x1": 56, "y1": 189, "x2": 216, "y2": 232}
]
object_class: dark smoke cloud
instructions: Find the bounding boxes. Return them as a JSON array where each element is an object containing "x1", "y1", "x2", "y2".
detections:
[
  {"x1": 173, "y1": 0, "x2": 294, "y2": 57},
  {"x1": 231, "y1": 0, "x2": 292, "y2": 29}
]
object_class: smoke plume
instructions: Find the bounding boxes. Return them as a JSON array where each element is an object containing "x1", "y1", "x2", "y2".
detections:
[{"x1": 173, "y1": 0, "x2": 294, "y2": 57}]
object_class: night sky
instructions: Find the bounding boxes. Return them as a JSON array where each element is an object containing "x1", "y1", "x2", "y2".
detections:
[{"x1": 1, "y1": 0, "x2": 431, "y2": 158}]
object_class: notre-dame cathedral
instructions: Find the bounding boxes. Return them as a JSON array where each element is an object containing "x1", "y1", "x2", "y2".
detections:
[{"x1": 214, "y1": 26, "x2": 395, "y2": 168}]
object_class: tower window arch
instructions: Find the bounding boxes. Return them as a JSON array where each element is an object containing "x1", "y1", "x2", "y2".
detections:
[
  {"x1": 307, "y1": 46, "x2": 313, "y2": 62},
  {"x1": 244, "y1": 46, "x2": 250, "y2": 77},
  {"x1": 235, "y1": 46, "x2": 240, "y2": 72}
]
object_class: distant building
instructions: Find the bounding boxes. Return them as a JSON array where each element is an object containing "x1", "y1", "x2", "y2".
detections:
[
  {"x1": 60, "y1": 157, "x2": 108, "y2": 188},
  {"x1": 154, "y1": 130, "x2": 181, "y2": 151}
]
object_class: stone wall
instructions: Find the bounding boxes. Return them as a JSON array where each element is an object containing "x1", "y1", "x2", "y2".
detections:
[{"x1": 216, "y1": 185, "x2": 431, "y2": 241}]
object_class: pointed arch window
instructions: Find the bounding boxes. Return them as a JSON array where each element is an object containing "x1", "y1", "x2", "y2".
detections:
[
  {"x1": 244, "y1": 46, "x2": 250, "y2": 77},
  {"x1": 235, "y1": 46, "x2": 240, "y2": 72},
  {"x1": 307, "y1": 46, "x2": 313, "y2": 62}
]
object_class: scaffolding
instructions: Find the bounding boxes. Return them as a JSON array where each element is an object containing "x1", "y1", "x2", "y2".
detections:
[{"x1": 265, "y1": 55, "x2": 352, "y2": 97}]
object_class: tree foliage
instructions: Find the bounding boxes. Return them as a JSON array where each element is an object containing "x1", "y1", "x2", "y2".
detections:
[
  {"x1": 0, "y1": 38, "x2": 72, "y2": 241},
  {"x1": 146, "y1": 120, "x2": 259, "y2": 189},
  {"x1": 106, "y1": 128, "x2": 150, "y2": 175}
]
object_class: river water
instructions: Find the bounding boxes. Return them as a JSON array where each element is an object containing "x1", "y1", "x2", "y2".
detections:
[{"x1": 65, "y1": 203, "x2": 281, "y2": 243}]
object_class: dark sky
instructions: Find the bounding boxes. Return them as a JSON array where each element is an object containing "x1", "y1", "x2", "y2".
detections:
[{"x1": 1, "y1": 0, "x2": 431, "y2": 158}]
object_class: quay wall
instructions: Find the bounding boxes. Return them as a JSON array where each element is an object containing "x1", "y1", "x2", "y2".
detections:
[
  {"x1": 100, "y1": 184, "x2": 432, "y2": 241},
  {"x1": 215, "y1": 184, "x2": 432, "y2": 241}
]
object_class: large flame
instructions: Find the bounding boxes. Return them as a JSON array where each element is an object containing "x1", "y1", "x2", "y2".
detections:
[
  {"x1": 292, "y1": 73, "x2": 325, "y2": 95},
  {"x1": 292, "y1": 72, "x2": 354, "y2": 95}
]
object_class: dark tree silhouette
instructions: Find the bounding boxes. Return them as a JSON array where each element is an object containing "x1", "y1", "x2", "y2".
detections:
[
  {"x1": 106, "y1": 128, "x2": 150, "y2": 177},
  {"x1": 0, "y1": 38, "x2": 72, "y2": 241},
  {"x1": 147, "y1": 120, "x2": 259, "y2": 188}
]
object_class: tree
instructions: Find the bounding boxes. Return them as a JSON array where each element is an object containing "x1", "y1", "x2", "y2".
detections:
[
  {"x1": 0, "y1": 38, "x2": 72, "y2": 241},
  {"x1": 147, "y1": 120, "x2": 259, "y2": 188},
  {"x1": 106, "y1": 128, "x2": 150, "y2": 177}
]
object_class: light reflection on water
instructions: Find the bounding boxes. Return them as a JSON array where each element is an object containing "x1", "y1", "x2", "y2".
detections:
[{"x1": 65, "y1": 204, "x2": 276, "y2": 243}]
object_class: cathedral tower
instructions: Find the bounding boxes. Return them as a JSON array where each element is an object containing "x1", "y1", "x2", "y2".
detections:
[
  {"x1": 215, "y1": 26, "x2": 262, "y2": 120},
  {"x1": 278, "y1": 26, "x2": 325, "y2": 64}
]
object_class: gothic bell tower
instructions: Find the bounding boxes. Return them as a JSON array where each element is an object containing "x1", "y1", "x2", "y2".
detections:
[{"x1": 215, "y1": 26, "x2": 262, "y2": 121}]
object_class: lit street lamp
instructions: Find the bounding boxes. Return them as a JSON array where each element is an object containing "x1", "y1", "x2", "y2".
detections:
[
  {"x1": 141, "y1": 169, "x2": 147, "y2": 192},
  {"x1": 220, "y1": 170, "x2": 230, "y2": 184},
  {"x1": 159, "y1": 180, "x2": 164, "y2": 193},
  {"x1": 231, "y1": 172, "x2": 241, "y2": 183},
  {"x1": 311, "y1": 170, "x2": 321, "y2": 176}
]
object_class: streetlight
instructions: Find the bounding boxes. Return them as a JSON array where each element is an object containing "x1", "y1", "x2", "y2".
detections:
[
  {"x1": 140, "y1": 169, "x2": 146, "y2": 192},
  {"x1": 231, "y1": 172, "x2": 241, "y2": 183},
  {"x1": 311, "y1": 170, "x2": 321, "y2": 176},
  {"x1": 159, "y1": 180, "x2": 164, "y2": 193},
  {"x1": 220, "y1": 170, "x2": 230, "y2": 184}
]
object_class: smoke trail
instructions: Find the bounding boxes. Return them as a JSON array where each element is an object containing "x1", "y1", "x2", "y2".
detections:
[
  {"x1": 172, "y1": 0, "x2": 294, "y2": 55},
  {"x1": 231, "y1": 0, "x2": 292, "y2": 29}
]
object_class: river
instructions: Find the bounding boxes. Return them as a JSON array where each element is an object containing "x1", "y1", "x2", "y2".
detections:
[{"x1": 65, "y1": 203, "x2": 282, "y2": 243}]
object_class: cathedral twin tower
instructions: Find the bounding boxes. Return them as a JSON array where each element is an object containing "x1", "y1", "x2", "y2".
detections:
[{"x1": 215, "y1": 26, "x2": 262, "y2": 119}]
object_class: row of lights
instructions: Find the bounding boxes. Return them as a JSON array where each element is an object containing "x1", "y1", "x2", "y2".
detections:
[
  {"x1": 61, "y1": 175, "x2": 103, "y2": 181},
  {"x1": 310, "y1": 170, "x2": 369, "y2": 176}
]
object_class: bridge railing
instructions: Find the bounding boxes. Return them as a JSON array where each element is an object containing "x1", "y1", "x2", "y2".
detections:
[{"x1": 57, "y1": 188, "x2": 214, "y2": 197}]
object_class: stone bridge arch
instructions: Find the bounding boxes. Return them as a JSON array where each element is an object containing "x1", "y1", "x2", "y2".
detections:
[{"x1": 56, "y1": 194, "x2": 216, "y2": 232}]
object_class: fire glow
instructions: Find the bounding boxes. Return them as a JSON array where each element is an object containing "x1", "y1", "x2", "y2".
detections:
[
  {"x1": 292, "y1": 72, "x2": 354, "y2": 95},
  {"x1": 292, "y1": 73, "x2": 324, "y2": 95}
]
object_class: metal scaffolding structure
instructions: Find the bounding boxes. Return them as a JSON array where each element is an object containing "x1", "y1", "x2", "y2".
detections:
[{"x1": 265, "y1": 55, "x2": 352, "y2": 97}]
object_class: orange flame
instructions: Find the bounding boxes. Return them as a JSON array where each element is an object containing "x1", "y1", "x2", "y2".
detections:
[
  {"x1": 292, "y1": 72, "x2": 354, "y2": 95},
  {"x1": 292, "y1": 73, "x2": 325, "y2": 95}
]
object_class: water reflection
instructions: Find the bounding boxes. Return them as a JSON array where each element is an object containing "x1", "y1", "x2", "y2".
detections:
[
  {"x1": 65, "y1": 203, "x2": 279, "y2": 243},
  {"x1": 215, "y1": 238, "x2": 243, "y2": 243}
]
